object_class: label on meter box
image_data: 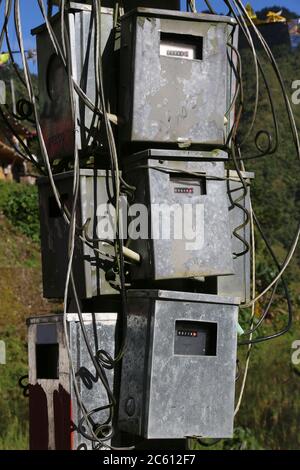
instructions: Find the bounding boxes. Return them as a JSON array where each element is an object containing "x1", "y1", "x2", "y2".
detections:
[{"x1": 160, "y1": 42, "x2": 196, "y2": 60}]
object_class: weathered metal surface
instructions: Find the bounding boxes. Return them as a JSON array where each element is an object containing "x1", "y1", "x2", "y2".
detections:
[
  {"x1": 69, "y1": 313, "x2": 117, "y2": 449},
  {"x1": 124, "y1": 152, "x2": 234, "y2": 281},
  {"x1": 217, "y1": 171, "x2": 255, "y2": 303},
  {"x1": 37, "y1": 170, "x2": 117, "y2": 299},
  {"x1": 118, "y1": 290, "x2": 239, "y2": 439},
  {"x1": 119, "y1": 9, "x2": 237, "y2": 148},
  {"x1": 27, "y1": 313, "x2": 117, "y2": 450},
  {"x1": 33, "y1": 4, "x2": 115, "y2": 160}
]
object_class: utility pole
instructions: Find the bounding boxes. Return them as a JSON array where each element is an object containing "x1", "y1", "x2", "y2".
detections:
[{"x1": 27, "y1": 1, "x2": 250, "y2": 451}]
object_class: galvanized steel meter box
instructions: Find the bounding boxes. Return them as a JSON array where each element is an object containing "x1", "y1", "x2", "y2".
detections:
[
  {"x1": 37, "y1": 170, "x2": 118, "y2": 299},
  {"x1": 33, "y1": 4, "x2": 116, "y2": 160}
]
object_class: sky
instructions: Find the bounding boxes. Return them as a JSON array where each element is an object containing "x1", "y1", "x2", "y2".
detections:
[{"x1": 1, "y1": 0, "x2": 300, "y2": 73}]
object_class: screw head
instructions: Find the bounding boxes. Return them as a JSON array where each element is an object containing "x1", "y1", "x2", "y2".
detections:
[{"x1": 125, "y1": 397, "x2": 135, "y2": 417}]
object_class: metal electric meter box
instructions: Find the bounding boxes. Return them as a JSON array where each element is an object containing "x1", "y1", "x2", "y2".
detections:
[
  {"x1": 123, "y1": 151, "x2": 234, "y2": 281},
  {"x1": 119, "y1": 9, "x2": 238, "y2": 149},
  {"x1": 27, "y1": 312, "x2": 117, "y2": 450},
  {"x1": 118, "y1": 290, "x2": 239, "y2": 439},
  {"x1": 33, "y1": 3, "x2": 115, "y2": 161},
  {"x1": 218, "y1": 171, "x2": 255, "y2": 303},
  {"x1": 37, "y1": 170, "x2": 117, "y2": 299}
]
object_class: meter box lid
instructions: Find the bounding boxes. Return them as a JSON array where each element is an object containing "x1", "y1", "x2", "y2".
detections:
[{"x1": 119, "y1": 9, "x2": 237, "y2": 149}]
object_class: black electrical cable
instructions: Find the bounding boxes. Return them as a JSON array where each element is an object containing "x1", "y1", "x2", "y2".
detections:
[
  {"x1": 5, "y1": 0, "x2": 298, "y2": 442},
  {"x1": 93, "y1": 0, "x2": 129, "y2": 365},
  {"x1": 226, "y1": 168, "x2": 250, "y2": 258},
  {"x1": 36, "y1": 0, "x2": 118, "y2": 136},
  {"x1": 71, "y1": 275, "x2": 116, "y2": 440},
  {"x1": 224, "y1": 41, "x2": 251, "y2": 257},
  {"x1": 225, "y1": 0, "x2": 260, "y2": 148},
  {"x1": 83, "y1": 11, "x2": 101, "y2": 150},
  {"x1": 238, "y1": 211, "x2": 293, "y2": 346},
  {"x1": 225, "y1": 37, "x2": 241, "y2": 120},
  {"x1": 231, "y1": 0, "x2": 300, "y2": 162},
  {"x1": 15, "y1": 98, "x2": 35, "y2": 123},
  {"x1": 18, "y1": 374, "x2": 29, "y2": 398},
  {"x1": 224, "y1": 43, "x2": 250, "y2": 255},
  {"x1": 225, "y1": 43, "x2": 279, "y2": 161},
  {"x1": 12, "y1": 0, "x2": 119, "y2": 447},
  {"x1": 47, "y1": 0, "x2": 53, "y2": 18}
]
